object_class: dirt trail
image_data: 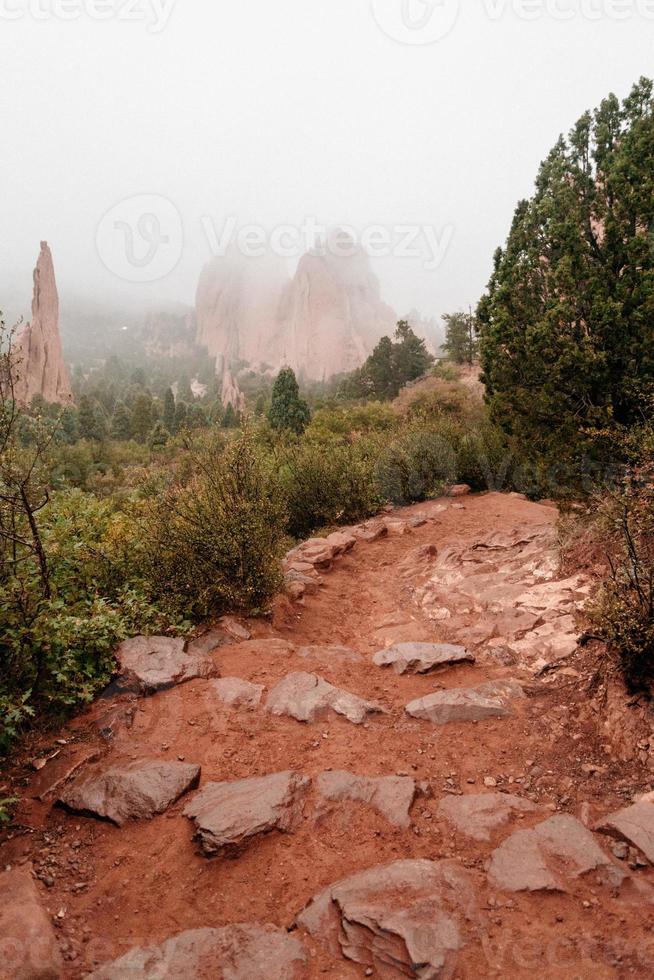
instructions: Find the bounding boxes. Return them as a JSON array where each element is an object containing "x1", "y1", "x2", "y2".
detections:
[{"x1": 3, "y1": 491, "x2": 654, "y2": 978}]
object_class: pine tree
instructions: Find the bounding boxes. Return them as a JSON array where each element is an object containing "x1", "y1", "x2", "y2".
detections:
[
  {"x1": 174, "y1": 400, "x2": 188, "y2": 432},
  {"x1": 78, "y1": 395, "x2": 98, "y2": 441},
  {"x1": 268, "y1": 368, "x2": 310, "y2": 434},
  {"x1": 111, "y1": 401, "x2": 132, "y2": 441},
  {"x1": 442, "y1": 312, "x2": 478, "y2": 365},
  {"x1": 148, "y1": 420, "x2": 169, "y2": 448},
  {"x1": 130, "y1": 393, "x2": 153, "y2": 443},
  {"x1": 163, "y1": 387, "x2": 176, "y2": 434}
]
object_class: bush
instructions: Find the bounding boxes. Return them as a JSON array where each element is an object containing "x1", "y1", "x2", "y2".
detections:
[
  {"x1": 374, "y1": 427, "x2": 457, "y2": 505},
  {"x1": 143, "y1": 429, "x2": 286, "y2": 618},
  {"x1": 589, "y1": 475, "x2": 654, "y2": 693},
  {"x1": 277, "y1": 438, "x2": 381, "y2": 539}
]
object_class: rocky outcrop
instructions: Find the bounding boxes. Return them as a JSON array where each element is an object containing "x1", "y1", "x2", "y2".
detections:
[
  {"x1": 89, "y1": 924, "x2": 306, "y2": 980},
  {"x1": 58, "y1": 759, "x2": 201, "y2": 826},
  {"x1": 596, "y1": 800, "x2": 654, "y2": 863},
  {"x1": 217, "y1": 353, "x2": 245, "y2": 412},
  {"x1": 194, "y1": 232, "x2": 397, "y2": 382},
  {"x1": 184, "y1": 771, "x2": 310, "y2": 856},
  {"x1": 405, "y1": 686, "x2": 513, "y2": 724},
  {"x1": 0, "y1": 865, "x2": 64, "y2": 980},
  {"x1": 296, "y1": 859, "x2": 478, "y2": 977},
  {"x1": 12, "y1": 242, "x2": 73, "y2": 407}
]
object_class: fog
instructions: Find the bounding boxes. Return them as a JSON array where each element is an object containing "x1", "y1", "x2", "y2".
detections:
[{"x1": 1, "y1": 0, "x2": 652, "y2": 327}]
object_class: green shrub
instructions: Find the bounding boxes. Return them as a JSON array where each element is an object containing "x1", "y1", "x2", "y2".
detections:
[
  {"x1": 143, "y1": 429, "x2": 286, "y2": 618},
  {"x1": 589, "y1": 476, "x2": 654, "y2": 693},
  {"x1": 374, "y1": 427, "x2": 457, "y2": 505}
]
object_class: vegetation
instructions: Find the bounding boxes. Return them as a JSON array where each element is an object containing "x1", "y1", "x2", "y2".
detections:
[
  {"x1": 340, "y1": 321, "x2": 433, "y2": 400},
  {"x1": 442, "y1": 311, "x2": 478, "y2": 365},
  {"x1": 478, "y1": 77, "x2": 654, "y2": 485},
  {"x1": 268, "y1": 367, "x2": 310, "y2": 435}
]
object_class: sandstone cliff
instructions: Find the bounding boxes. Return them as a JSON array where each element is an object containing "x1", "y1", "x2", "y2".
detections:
[
  {"x1": 195, "y1": 232, "x2": 397, "y2": 382},
  {"x1": 13, "y1": 242, "x2": 73, "y2": 406}
]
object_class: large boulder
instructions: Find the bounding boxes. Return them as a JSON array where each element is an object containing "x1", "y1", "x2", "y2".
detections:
[
  {"x1": 488, "y1": 814, "x2": 625, "y2": 892},
  {"x1": 184, "y1": 771, "x2": 310, "y2": 856},
  {"x1": 595, "y1": 800, "x2": 654, "y2": 863},
  {"x1": 266, "y1": 672, "x2": 385, "y2": 725},
  {"x1": 115, "y1": 636, "x2": 219, "y2": 694},
  {"x1": 316, "y1": 771, "x2": 418, "y2": 828},
  {"x1": 405, "y1": 688, "x2": 511, "y2": 725},
  {"x1": 296, "y1": 859, "x2": 478, "y2": 977},
  {"x1": 0, "y1": 866, "x2": 63, "y2": 980},
  {"x1": 58, "y1": 759, "x2": 201, "y2": 826},
  {"x1": 373, "y1": 642, "x2": 474, "y2": 676},
  {"x1": 89, "y1": 923, "x2": 306, "y2": 979},
  {"x1": 437, "y1": 793, "x2": 541, "y2": 842}
]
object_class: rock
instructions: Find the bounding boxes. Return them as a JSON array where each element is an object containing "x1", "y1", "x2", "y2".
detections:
[
  {"x1": 437, "y1": 793, "x2": 541, "y2": 842},
  {"x1": 447, "y1": 484, "x2": 471, "y2": 497},
  {"x1": 373, "y1": 642, "x2": 474, "y2": 676},
  {"x1": 266, "y1": 672, "x2": 385, "y2": 725},
  {"x1": 89, "y1": 923, "x2": 306, "y2": 979},
  {"x1": 595, "y1": 800, "x2": 654, "y2": 863},
  {"x1": 187, "y1": 628, "x2": 232, "y2": 657},
  {"x1": 58, "y1": 759, "x2": 201, "y2": 826},
  {"x1": 95, "y1": 700, "x2": 137, "y2": 741},
  {"x1": 217, "y1": 616, "x2": 252, "y2": 641},
  {"x1": 12, "y1": 242, "x2": 73, "y2": 407},
  {"x1": 325, "y1": 530, "x2": 357, "y2": 556},
  {"x1": 488, "y1": 814, "x2": 624, "y2": 892},
  {"x1": 316, "y1": 771, "x2": 418, "y2": 828},
  {"x1": 0, "y1": 865, "x2": 64, "y2": 979},
  {"x1": 297, "y1": 646, "x2": 364, "y2": 664},
  {"x1": 285, "y1": 538, "x2": 334, "y2": 570},
  {"x1": 405, "y1": 687, "x2": 511, "y2": 725},
  {"x1": 285, "y1": 569, "x2": 320, "y2": 599},
  {"x1": 474, "y1": 678, "x2": 527, "y2": 700},
  {"x1": 218, "y1": 354, "x2": 245, "y2": 412},
  {"x1": 184, "y1": 771, "x2": 310, "y2": 856},
  {"x1": 29, "y1": 744, "x2": 102, "y2": 802},
  {"x1": 296, "y1": 859, "x2": 477, "y2": 977},
  {"x1": 352, "y1": 522, "x2": 388, "y2": 543},
  {"x1": 115, "y1": 636, "x2": 218, "y2": 694},
  {"x1": 211, "y1": 677, "x2": 264, "y2": 709}
]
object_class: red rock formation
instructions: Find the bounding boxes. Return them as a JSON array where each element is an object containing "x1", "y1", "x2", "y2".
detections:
[
  {"x1": 195, "y1": 231, "x2": 397, "y2": 382},
  {"x1": 13, "y1": 242, "x2": 73, "y2": 406}
]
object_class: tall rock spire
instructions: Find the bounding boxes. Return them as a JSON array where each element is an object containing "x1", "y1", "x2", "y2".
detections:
[{"x1": 13, "y1": 242, "x2": 73, "y2": 406}]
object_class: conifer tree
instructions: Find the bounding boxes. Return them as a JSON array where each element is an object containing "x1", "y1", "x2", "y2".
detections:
[{"x1": 268, "y1": 368, "x2": 310, "y2": 435}]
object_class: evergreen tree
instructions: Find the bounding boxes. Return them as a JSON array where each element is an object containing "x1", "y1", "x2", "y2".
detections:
[
  {"x1": 186, "y1": 403, "x2": 208, "y2": 429},
  {"x1": 222, "y1": 403, "x2": 237, "y2": 428},
  {"x1": 477, "y1": 77, "x2": 654, "y2": 476},
  {"x1": 148, "y1": 420, "x2": 169, "y2": 448},
  {"x1": 163, "y1": 387, "x2": 176, "y2": 434},
  {"x1": 59, "y1": 407, "x2": 79, "y2": 444},
  {"x1": 78, "y1": 395, "x2": 98, "y2": 441},
  {"x1": 268, "y1": 368, "x2": 310, "y2": 434},
  {"x1": 130, "y1": 392, "x2": 153, "y2": 443},
  {"x1": 111, "y1": 401, "x2": 132, "y2": 441},
  {"x1": 393, "y1": 320, "x2": 433, "y2": 384},
  {"x1": 442, "y1": 312, "x2": 478, "y2": 365},
  {"x1": 174, "y1": 400, "x2": 188, "y2": 432}
]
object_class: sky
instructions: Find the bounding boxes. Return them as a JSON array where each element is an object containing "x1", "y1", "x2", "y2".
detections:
[{"x1": 1, "y1": 0, "x2": 653, "y2": 327}]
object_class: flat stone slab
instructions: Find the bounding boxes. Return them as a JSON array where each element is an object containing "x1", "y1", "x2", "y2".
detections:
[
  {"x1": 488, "y1": 814, "x2": 624, "y2": 892},
  {"x1": 316, "y1": 771, "x2": 417, "y2": 828},
  {"x1": 437, "y1": 793, "x2": 541, "y2": 842},
  {"x1": 116, "y1": 636, "x2": 218, "y2": 694},
  {"x1": 296, "y1": 859, "x2": 477, "y2": 977},
  {"x1": 184, "y1": 771, "x2": 310, "y2": 856},
  {"x1": 405, "y1": 687, "x2": 511, "y2": 724},
  {"x1": 89, "y1": 923, "x2": 306, "y2": 979},
  {"x1": 211, "y1": 677, "x2": 264, "y2": 709},
  {"x1": 0, "y1": 865, "x2": 64, "y2": 980},
  {"x1": 373, "y1": 642, "x2": 474, "y2": 675},
  {"x1": 596, "y1": 800, "x2": 654, "y2": 863},
  {"x1": 266, "y1": 672, "x2": 385, "y2": 725},
  {"x1": 58, "y1": 759, "x2": 201, "y2": 826}
]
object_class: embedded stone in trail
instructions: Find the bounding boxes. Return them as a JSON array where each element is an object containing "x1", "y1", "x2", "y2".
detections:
[
  {"x1": 373, "y1": 642, "x2": 474, "y2": 676},
  {"x1": 488, "y1": 814, "x2": 625, "y2": 892},
  {"x1": 0, "y1": 865, "x2": 64, "y2": 980},
  {"x1": 296, "y1": 859, "x2": 478, "y2": 977},
  {"x1": 266, "y1": 671, "x2": 385, "y2": 725},
  {"x1": 58, "y1": 759, "x2": 201, "y2": 826},
  {"x1": 89, "y1": 923, "x2": 306, "y2": 980},
  {"x1": 115, "y1": 636, "x2": 218, "y2": 694},
  {"x1": 211, "y1": 677, "x2": 264, "y2": 709},
  {"x1": 183, "y1": 771, "x2": 310, "y2": 856},
  {"x1": 595, "y1": 800, "x2": 654, "y2": 863},
  {"x1": 405, "y1": 687, "x2": 511, "y2": 725},
  {"x1": 437, "y1": 792, "x2": 541, "y2": 842},
  {"x1": 316, "y1": 771, "x2": 418, "y2": 828}
]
